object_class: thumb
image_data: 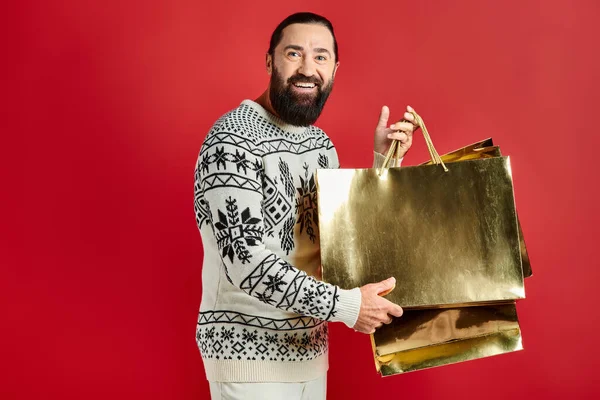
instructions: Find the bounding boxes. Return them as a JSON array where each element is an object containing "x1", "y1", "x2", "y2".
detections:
[
  {"x1": 375, "y1": 277, "x2": 396, "y2": 295},
  {"x1": 377, "y1": 105, "x2": 390, "y2": 129}
]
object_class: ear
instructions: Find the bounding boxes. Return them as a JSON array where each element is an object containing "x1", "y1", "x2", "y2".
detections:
[
  {"x1": 333, "y1": 61, "x2": 340, "y2": 78},
  {"x1": 266, "y1": 53, "x2": 273, "y2": 75}
]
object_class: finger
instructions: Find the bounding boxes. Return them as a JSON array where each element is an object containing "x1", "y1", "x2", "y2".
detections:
[
  {"x1": 390, "y1": 122, "x2": 415, "y2": 132},
  {"x1": 404, "y1": 112, "x2": 417, "y2": 124},
  {"x1": 386, "y1": 301, "x2": 404, "y2": 317},
  {"x1": 399, "y1": 135, "x2": 413, "y2": 148},
  {"x1": 374, "y1": 277, "x2": 396, "y2": 295},
  {"x1": 384, "y1": 315, "x2": 394, "y2": 324},
  {"x1": 387, "y1": 132, "x2": 409, "y2": 142},
  {"x1": 407, "y1": 105, "x2": 415, "y2": 113},
  {"x1": 377, "y1": 105, "x2": 390, "y2": 129}
]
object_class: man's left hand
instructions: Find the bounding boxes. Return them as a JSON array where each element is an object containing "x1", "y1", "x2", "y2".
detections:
[{"x1": 373, "y1": 105, "x2": 418, "y2": 159}]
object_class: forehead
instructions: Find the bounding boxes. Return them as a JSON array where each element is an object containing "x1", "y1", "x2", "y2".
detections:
[{"x1": 277, "y1": 23, "x2": 334, "y2": 51}]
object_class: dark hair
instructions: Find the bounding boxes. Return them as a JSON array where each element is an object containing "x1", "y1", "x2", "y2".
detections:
[{"x1": 268, "y1": 12, "x2": 338, "y2": 61}]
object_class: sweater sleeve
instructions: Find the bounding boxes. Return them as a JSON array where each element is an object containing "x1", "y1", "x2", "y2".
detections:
[
  {"x1": 195, "y1": 132, "x2": 361, "y2": 328},
  {"x1": 373, "y1": 150, "x2": 403, "y2": 168}
]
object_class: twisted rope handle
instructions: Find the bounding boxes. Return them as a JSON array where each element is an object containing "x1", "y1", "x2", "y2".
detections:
[{"x1": 381, "y1": 109, "x2": 449, "y2": 172}]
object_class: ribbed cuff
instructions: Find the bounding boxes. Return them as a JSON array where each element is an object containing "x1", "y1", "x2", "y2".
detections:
[
  {"x1": 203, "y1": 354, "x2": 329, "y2": 382},
  {"x1": 333, "y1": 287, "x2": 362, "y2": 328},
  {"x1": 373, "y1": 151, "x2": 403, "y2": 168}
]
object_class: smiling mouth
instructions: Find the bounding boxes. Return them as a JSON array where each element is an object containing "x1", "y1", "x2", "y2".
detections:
[{"x1": 292, "y1": 82, "x2": 318, "y2": 89}]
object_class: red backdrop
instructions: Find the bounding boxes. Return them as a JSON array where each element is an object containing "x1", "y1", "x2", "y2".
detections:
[{"x1": 4, "y1": 0, "x2": 600, "y2": 399}]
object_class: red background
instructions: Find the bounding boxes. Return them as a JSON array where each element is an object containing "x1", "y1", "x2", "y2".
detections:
[{"x1": 4, "y1": 0, "x2": 600, "y2": 399}]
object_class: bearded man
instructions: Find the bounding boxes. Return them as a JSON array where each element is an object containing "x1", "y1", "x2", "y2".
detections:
[{"x1": 194, "y1": 12, "x2": 418, "y2": 400}]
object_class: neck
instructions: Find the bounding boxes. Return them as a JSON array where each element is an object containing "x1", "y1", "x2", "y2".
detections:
[{"x1": 255, "y1": 90, "x2": 279, "y2": 119}]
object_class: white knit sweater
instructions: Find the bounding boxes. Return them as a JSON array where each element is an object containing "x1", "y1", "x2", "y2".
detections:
[{"x1": 194, "y1": 99, "x2": 398, "y2": 382}]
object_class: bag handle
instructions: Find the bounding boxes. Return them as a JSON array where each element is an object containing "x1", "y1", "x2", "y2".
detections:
[{"x1": 381, "y1": 109, "x2": 449, "y2": 172}]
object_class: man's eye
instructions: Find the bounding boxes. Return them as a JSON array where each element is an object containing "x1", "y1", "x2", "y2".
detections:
[
  {"x1": 316, "y1": 55, "x2": 327, "y2": 61},
  {"x1": 288, "y1": 51, "x2": 300, "y2": 57}
]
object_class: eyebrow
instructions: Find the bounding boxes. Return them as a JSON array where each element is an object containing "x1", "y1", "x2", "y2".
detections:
[{"x1": 283, "y1": 45, "x2": 332, "y2": 57}]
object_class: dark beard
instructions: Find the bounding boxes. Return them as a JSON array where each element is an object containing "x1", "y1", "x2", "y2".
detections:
[{"x1": 269, "y1": 67, "x2": 334, "y2": 127}]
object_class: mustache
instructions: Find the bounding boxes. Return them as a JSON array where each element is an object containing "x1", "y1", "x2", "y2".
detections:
[{"x1": 287, "y1": 74, "x2": 323, "y2": 87}]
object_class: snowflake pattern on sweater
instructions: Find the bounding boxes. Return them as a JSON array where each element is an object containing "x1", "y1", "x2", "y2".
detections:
[{"x1": 193, "y1": 101, "x2": 361, "y2": 381}]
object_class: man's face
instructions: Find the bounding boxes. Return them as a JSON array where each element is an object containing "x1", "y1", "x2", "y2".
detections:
[{"x1": 268, "y1": 23, "x2": 339, "y2": 127}]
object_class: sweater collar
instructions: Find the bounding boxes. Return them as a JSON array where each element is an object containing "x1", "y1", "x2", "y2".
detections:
[{"x1": 241, "y1": 99, "x2": 311, "y2": 135}]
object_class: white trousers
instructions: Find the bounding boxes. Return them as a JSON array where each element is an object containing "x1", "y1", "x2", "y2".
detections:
[{"x1": 209, "y1": 375, "x2": 327, "y2": 400}]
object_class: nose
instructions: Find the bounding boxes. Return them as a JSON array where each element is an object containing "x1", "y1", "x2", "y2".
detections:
[{"x1": 297, "y1": 57, "x2": 317, "y2": 77}]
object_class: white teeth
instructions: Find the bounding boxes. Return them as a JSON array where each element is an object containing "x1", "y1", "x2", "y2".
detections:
[{"x1": 294, "y1": 83, "x2": 316, "y2": 88}]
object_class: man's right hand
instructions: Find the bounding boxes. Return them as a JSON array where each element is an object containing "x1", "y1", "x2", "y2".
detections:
[{"x1": 353, "y1": 277, "x2": 403, "y2": 334}]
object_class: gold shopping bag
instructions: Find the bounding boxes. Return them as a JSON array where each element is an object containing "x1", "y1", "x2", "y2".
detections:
[
  {"x1": 369, "y1": 140, "x2": 531, "y2": 375},
  {"x1": 420, "y1": 138, "x2": 532, "y2": 278},
  {"x1": 316, "y1": 112, "x2": 526, "y2": 309},
  {"x1": 373, "y1": 140, "x2": 533, "y2": 375},
  {"x1": 371, "y1": 303, "x2": 523, "y2": 375}
]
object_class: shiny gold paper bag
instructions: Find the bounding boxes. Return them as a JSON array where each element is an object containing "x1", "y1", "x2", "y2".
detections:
[
  {"x1": 367, "y1": 139, "x2": 531, "y2": 375},
  {"x1": 371, "y1": 303, "x2": 523, "y2": 375},
  {"x1": 421, "y1": 138, "x2": 532, "y2": 278},
  {"x1": 317, "y1": 108, "x2": 527, "y2": 308},
  {"x1": 316, "y1": 129, "x2": 525, "y2": 308}
]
